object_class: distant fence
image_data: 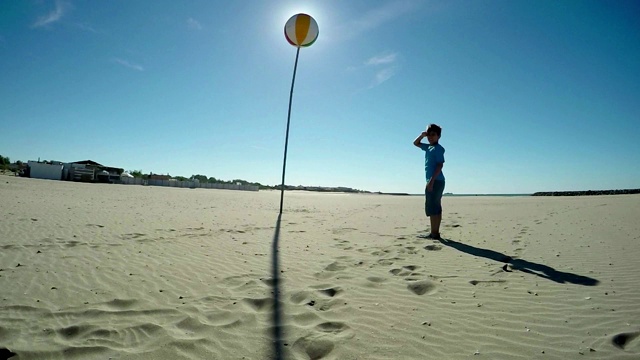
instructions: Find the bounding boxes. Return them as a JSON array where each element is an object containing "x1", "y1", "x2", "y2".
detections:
[{"x1": 120, "y1": 177, "x2": 259, "y2": 191}]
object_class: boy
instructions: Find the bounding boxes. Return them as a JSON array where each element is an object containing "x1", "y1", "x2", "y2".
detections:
[{"x1": 413, "y1": 124, "x2": 445, "y2": 240}]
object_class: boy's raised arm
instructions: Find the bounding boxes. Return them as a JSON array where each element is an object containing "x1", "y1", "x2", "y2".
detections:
[{"x1": 413, "y1": 132, "x2": 427, "y2": 147}]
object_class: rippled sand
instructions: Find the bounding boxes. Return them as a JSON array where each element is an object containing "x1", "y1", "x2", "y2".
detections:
[{"x1": 1, "y1": 176, "x2": 639, "y2": 359}]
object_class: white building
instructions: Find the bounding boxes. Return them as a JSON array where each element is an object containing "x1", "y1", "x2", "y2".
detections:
[{"x1": 28, "y1": 161, "x2": 63, "y2": 180}]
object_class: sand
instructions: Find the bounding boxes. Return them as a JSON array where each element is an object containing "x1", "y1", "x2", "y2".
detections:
[{"x1": 1, "y1": 175, "x2": 639, "y2": 359}]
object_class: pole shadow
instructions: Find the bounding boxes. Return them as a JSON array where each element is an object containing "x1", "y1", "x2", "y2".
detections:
[
  {"x1": 269, "y1": 214, "x2": 286, "y2": 360},
  {"x1": 438, "y1": 238, "x2": 599, "y2": 286},
  {"x1": 0, "y1": 348, "x2": 17, "y2": 360}
]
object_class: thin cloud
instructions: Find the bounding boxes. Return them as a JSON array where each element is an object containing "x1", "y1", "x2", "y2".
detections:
[
  {"x1": 112, "y1": 58, "x2": 144, "y2": 72},
  {"x1": 371, "y1": 67, "x2": 397, "y2": 87},
  {"x1": 364, "y1": 52, "x2": 399, "y2": 88},
  {"x1": 32, "y1": 0, "x2": 69, "y2": 28},
  {"x1": 366, "y1": 53, "x2": 397, "y2": 66},
  {"x1": 337, "y1": 0, "x2": 418, "y2": 40},
  {"x1": 187, "y1": 18, "x2": 203, "y2": 30}
]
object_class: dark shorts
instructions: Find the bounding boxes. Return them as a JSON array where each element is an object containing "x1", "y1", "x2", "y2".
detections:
[{"x1": 425, "y1": 180, "x2": 445, "y2": 217}]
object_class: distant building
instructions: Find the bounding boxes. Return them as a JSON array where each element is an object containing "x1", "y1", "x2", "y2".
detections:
[
  {"x1": 28, "y1": 161, "x2": 63, "y2": 180},
  {"x1": 25, "y1": 159, "x2": 123, "y2": 183},
  {"x1": 65, "y1": 160, "x2": 123, "y2": 183}
]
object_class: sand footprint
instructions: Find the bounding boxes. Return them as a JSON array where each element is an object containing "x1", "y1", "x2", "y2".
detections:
[
  {"x1": 406, "y1": 280, "x2": 438, "y2": 296},
  {"x1": 290, "y1": 285, "x2": 346, "y2": 312},
  {"x1": 514, "y1": 226, "x2": 529, "y2": 239},
  {"x1": 363, "y1": 276, "x2": 388, "y2": 289},
  {"x1": 220, "y1": 274, "x2": 258, "y2": 288},
  {"x1": 291, "y1": 311, "x2": 323, "y2": 328},
  {"x1": 317, "y1": 287, "x2": 342, "y2": 298},
  {"x1": 612, "y1": 331, "x2": 640, "y2": 350},
  {"x1": 241, "y1": 297, "x2": 273, "y2": 312},
  {"x1": 290, "y1": 290, "x2": 312, "y2": 305},
  {"x1": 370, "y1": 250, "x2": 391, "y2": 256},
  {"x1": 315, "y1": 321, "x2": 353, "y2": 339},
  {"x1": 365, "y1": 276, "x2": 387, "y2": 284},
  {"x1": 513, "y1": 247, "x2": 524, "y2": 257},
  {"x1": 388, "y1": 266, "x2": 438, "y2": 295},
  {"x1": 389, "y1": 265, "x2": 420, "y2": 277},
  {"x1": 324, "y1": 261, "x2": 347, "y2": 272},
  {"x1": 424, "y1": 244, "x2": 442, "y2": 251},
  {"x1": 292, "y1": 334, "x2": 335, "y2": 360},
  {"x1": 400, "y1": 246, "x2": 419, "y2": 255},
  {"x1": 389, "y1": 268, "x2": 406, "y2": 276},
  {"x1": 377, "y1": 259, "x2": 395, "y2": 266},
  {"x1": 204, "y1": 310, "x2": 244, "y2": 328},
  {"x1": 55, "y1": 324, "x2": 96, "y2": 340}
]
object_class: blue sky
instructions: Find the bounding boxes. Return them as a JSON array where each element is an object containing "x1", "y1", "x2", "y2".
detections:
[{"x1": 1, "y1": 0, "x2": 639, "y2": 194}]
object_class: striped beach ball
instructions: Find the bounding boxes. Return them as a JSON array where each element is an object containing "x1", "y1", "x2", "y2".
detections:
[{"x1": 284, "y1": 13, "x2": 318, "y2": 47}]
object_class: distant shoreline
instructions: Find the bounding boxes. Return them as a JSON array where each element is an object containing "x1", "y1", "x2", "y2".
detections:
[
  {"x1": 531, "y1": 189, "x2": 640, "y2": 196},
  {"x1": 3, "y1": 173, "x2": 636, "y2": 197}
]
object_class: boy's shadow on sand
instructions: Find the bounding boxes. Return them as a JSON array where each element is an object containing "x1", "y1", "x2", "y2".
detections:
[{"x1": 438, "y1": 238, "x2": 599, "y2": 286}]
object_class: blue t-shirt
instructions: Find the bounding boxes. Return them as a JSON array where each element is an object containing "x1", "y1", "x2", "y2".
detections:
[{"x1": 419, "y1": 143, "x2": 445, "y2": 182}]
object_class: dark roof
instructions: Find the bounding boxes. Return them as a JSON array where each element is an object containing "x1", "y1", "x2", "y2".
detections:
[
  {"x1": 72, "y1": 160, "x2": 104, "y2": 166},
  {"x1": 72, "y1": 160, "x2": 123, "y2": 174}
]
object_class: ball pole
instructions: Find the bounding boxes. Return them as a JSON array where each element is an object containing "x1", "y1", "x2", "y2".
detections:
[
  {"x1": 278, "y1": 13, "x2": 318, "y2": 214},
  {"x1": 279, "y1": 46, "x2": 301, "y2": 215}
]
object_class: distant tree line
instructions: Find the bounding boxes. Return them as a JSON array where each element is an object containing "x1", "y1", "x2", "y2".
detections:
[
  {"x1": 123, "y1": 171, "x2": 369, "y2": 192},
  {"x1": 126, "y1": 170, "x2": 273, "y2": 189},
  {"x1": 0, "y1": 155, "x2": 9, "y2": 166},
  {"x1": 0, "y1": 155, "x2": 24, "y2": 171}
]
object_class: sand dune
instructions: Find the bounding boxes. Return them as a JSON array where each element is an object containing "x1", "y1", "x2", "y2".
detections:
[{"x1": 1, "y1": 176, "x2": 639, "y2": 359}]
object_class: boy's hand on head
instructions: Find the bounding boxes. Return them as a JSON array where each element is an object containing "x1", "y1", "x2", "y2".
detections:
[{"x1": 421, "y1": 131, "x2": 428, "y2": 137}]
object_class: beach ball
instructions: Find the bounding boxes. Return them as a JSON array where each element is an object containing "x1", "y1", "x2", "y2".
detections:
[{"x1": 284, "y1": 13, "x2": 318, "y2": 47}]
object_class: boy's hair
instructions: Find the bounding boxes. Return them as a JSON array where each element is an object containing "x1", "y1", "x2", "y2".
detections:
[{"x1": 427, "y1": 124, "x2": 442, "y2": 137}]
